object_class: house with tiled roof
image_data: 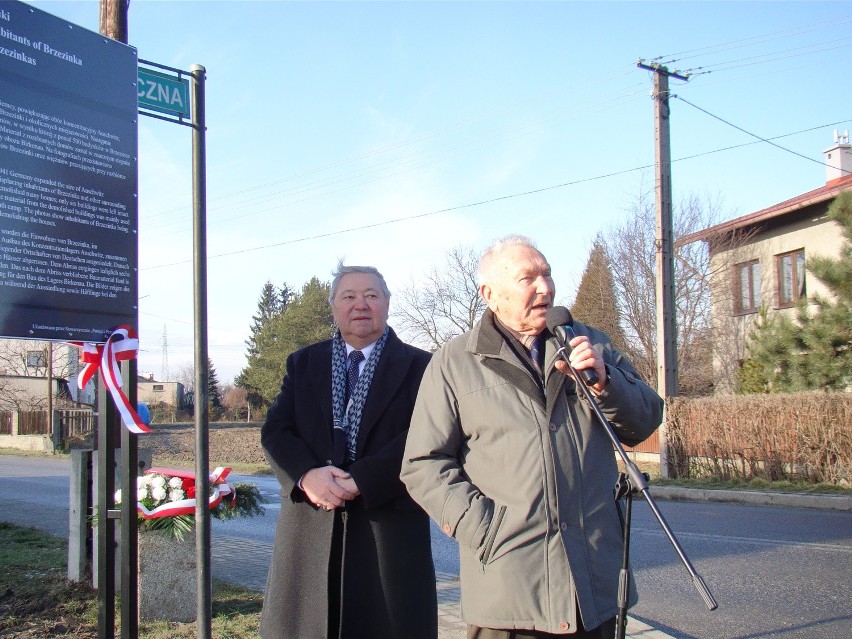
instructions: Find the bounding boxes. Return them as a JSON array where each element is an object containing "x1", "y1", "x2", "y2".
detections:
[{"x1": 679, "y1": 133, "x2": 852, "y2": 392}]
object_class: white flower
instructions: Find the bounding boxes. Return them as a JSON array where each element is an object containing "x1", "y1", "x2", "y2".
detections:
[
  {"x1": 151, "y1": 475, "x2": 166, "y2": 489},
  {"x1": 168, "y1": 476, "x2": 183, "y2": 489},
  {"x1": 151, "y1": 486, "x2": 167, "y2": 502},
  {"x1": 114, "y1": 489, "x2": 122, "y2": 504},
  {"x1": 137, "y1": 487, "x2": 149, "y2": 501},
  {"x1": 169, "y1": 488, "x2": 185, "y2": 502}
]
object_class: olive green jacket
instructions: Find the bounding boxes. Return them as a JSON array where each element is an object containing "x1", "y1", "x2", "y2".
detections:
[{"x1": 401, "y1": 311, "x2": 662, "y2": 633}]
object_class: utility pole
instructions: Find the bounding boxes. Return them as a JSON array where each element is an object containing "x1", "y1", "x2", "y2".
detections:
[
  {"x1": 99, "y1": 0, "x2": 128, "y2": 42},
  {"x1": 98, "y1": 2, "x2": 138, "y2": 639},
  {"x1": 637, "y1": 60, "x2": 688, "y2": 479}
]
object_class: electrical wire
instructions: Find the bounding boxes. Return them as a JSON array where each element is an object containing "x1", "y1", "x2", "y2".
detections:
[{"x1": 673, "y1": 96, "x2": 846, "y2": 171}]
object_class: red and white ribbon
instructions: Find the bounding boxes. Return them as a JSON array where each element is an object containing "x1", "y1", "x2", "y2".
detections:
[
  {"x1": 73, "y1": 325, "x2": 149, "y2": 434},
  {"x1": 137, "y1": 466, "x2": 235, "y2": 519}
]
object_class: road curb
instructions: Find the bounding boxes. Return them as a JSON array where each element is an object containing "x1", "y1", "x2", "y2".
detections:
[{"x1": 649, "y1": 485, "x2": 852, "y2": 511}]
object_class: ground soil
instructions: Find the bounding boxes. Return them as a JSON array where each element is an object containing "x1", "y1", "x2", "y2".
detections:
[
  {"x1": 136, "y1": 422, "x2": 267, "y2": 469},
  {"x1": 0, "y1": 582, "x2": 98, "y2": 638}
]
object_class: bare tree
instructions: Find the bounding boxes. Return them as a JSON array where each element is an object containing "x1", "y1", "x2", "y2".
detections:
[
  {"x1": 173, "y1": 362, "x2": 195, "y2": 393},
  {"x1": 222, "y1": 386, "x2": 250, "y2": 422},
  {"x1": 603, "y1": 190, "x2": 729, "y2": 395},
  {"x1": 391, "y1": 246, "x2": 486, "y2": 350}
]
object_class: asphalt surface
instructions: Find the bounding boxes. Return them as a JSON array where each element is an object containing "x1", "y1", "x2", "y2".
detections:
[{"x1": 2, "y1": 454, "x2": 849, "y2": 638}]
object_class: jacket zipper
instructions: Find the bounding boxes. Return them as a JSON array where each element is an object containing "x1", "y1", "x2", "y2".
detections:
[{"x1": 479, "y1": 504, "x2": 507, "y2": 570}]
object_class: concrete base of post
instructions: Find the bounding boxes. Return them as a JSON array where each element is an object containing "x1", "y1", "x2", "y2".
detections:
[
  {"x1": 68, "y1": 449, "x2": 92, "y2": 582},
  {"x1": 138, "y1": 530, "x2": 197, "y2": 622}
]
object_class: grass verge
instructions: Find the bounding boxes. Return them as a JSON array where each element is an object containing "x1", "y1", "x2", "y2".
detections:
[{"x1": 0, "y1": 522, "x2": 263, "y2": 639}]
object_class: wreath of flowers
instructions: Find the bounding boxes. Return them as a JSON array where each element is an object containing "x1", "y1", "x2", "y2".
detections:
[{"x1": 114, "y1": 466, "x2": 265, "y2": 541}]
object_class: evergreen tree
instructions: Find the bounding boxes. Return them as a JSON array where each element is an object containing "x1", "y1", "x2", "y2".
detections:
[
  {"x1": 739, "y1": 191, "x2": 852, "y2": 392},
  {"x1": 239, "y1": 277, "x2": 334, "y2": 405},
  {"x1": 245, "y1": 281, "x2": 291, "y2": 357},
  {"x1": 238, "y1": 281, "x2": 293, "y2": 414},
  {"x1": 208, "y1": 358, "x2": 222, "y2": 408},
  {"x1": 570, "y1": 237, "x2": 629, "y2": 354}
]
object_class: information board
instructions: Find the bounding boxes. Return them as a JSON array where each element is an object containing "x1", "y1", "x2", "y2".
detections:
[{"x1": 0, "y1": 1, "x2": 138, "y2": 343}]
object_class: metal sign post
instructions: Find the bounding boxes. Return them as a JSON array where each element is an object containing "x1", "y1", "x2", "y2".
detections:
[
  {"x1": 190, "y1": 63, "x2": 211, "y2": 639},
  {"x1": 137, "y1": 59, "x2": 210, "y2": 636}
]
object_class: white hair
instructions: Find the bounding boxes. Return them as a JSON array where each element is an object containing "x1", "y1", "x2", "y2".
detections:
[{"x1": 478, "y1": 235, "x2": 539, "y2": 286}]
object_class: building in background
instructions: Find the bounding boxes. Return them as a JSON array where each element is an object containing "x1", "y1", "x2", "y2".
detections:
[
  {"x1": 137, "y1": 371, "x2": 186, "y2": 417},
  {"x1": 0, "y1": 339, "x2": 95, "y2": 409},
  {"x1": 680, "y1": 133, "x2": 851, "y2": 392}
]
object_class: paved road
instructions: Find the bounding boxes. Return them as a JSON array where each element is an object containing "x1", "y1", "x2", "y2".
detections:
[{"x1": 4, "y1": 454, "x2": 851, "y2": 638}]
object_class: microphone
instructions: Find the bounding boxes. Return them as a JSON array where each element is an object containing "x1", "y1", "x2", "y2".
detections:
[{"x1": 545, "y1": 306, "x2": 599, "y2": 386}]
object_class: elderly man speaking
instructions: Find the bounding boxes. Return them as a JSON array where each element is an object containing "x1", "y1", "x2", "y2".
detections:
[{"x1": 402, "y1": 235, "x2": 663, "y2": 639}]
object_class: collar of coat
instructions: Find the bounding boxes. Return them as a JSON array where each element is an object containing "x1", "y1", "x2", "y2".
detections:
[
  {"x1": 310, "y1": 327, "x2": 416, "y2": 449},
  {"x1": 471, "y1": 309, "x2": 570, "y2": 415}
]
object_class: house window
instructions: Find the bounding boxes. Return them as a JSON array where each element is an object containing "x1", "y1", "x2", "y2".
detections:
[
  {"x1": 734, "y1": 260, "x2": 760, "y2": 314},
  {"x1": 26, "y1": 351, "x2": 46, "y2": 368},
  {"x1": 153, "y1": 384, "x2": 164, "y2": 392},
  {"x1": 776, "y1": 249, "x2": 806, "y2": 307}
]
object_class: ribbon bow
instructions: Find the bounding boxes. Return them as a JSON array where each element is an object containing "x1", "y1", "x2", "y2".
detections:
[{"x1": 73, "y1": 325, "x2": 150, "y2": 434}]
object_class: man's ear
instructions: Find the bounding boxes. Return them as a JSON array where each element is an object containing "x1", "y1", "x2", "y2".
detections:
[{"x1": 480, "y1": 284, "x2": 496, "y2": 311}]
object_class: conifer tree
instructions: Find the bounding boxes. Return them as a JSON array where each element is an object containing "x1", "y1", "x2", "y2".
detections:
[
  {"x1": 245, "y1": 281, "x2": 291, "y2": 357},
  {"x1": 207, "y1": 358, "x2": 222, "y2": 408},
  {"x1": 570, "y1": 237, "x2": 629, "y2": 354},
  {"x1": 238, "y1": 277, "x2": 334, "y2": 405}
]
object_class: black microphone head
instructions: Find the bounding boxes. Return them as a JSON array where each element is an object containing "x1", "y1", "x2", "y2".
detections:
[{"x1": 545, "y1": 306, "x2": 574, "y2": 332}]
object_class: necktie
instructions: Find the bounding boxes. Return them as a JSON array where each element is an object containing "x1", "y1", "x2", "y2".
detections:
[
  {"x1": 529, "y1": 335, "x2": 543, "y2": 377},
  {"x1": 347, "y1": 350, "x2": 365, "y2": 399},
  {"x1": 345, "y1": 350, "x2": 365, "y2": 460}
]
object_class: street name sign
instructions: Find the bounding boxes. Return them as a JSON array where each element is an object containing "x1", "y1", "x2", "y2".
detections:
[{"x1": 137, "y1": 66, "x2": 189, "y2": 117}]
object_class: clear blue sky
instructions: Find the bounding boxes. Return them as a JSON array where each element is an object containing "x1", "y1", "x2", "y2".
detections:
[{"x1": 28, "y1": 0, "x2": 852, "y2": 384}]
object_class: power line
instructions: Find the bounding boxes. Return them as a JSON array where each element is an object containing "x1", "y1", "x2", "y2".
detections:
[
  {"x1": 683, "y1": 36, "x2": 852, "y2": 76},
  {"x1": 653, "y1": 13, "x2": 852, "y2": 65},
  {"x1": 141, "y1": 119, "x2": 849, "y2": 271},
  {"x1": 673, "y1": 96, "x2": 842, "y2": 170},
  {"x1": 139, "y1": 30, "x2": 847, "y2": 242},
  {"x1": 143, "y1": 163, "x2": 652, "y2": 270},
  {"x1": 139, "y1": 66, "x2": 642, "y2": 228}
]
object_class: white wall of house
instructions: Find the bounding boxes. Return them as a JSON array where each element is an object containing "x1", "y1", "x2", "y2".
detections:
[{"x1": 137, "y1": 380, "x2": 184, "y2": 408}]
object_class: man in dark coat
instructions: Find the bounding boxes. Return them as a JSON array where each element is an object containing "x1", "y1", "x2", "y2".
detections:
[{"x1": 260, "y1": 263, "x2": 437, "y2": 639}]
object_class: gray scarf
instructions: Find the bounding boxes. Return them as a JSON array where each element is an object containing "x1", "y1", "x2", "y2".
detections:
[{"x1": 331, "y1": 327, "x2": 389, "y2": 461}]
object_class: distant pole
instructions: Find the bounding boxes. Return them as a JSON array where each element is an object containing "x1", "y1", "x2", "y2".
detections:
[
  {"x1": 190, "y1": 63, "x2": 212, "y2": 639},
  {"x1": 637, "y1": 60, "x2": 688, "y2": 479}
]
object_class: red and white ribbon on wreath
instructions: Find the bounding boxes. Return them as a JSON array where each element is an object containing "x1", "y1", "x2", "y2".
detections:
[
  {"x1": 137, "y1": 466, "x2": 235, "y2": 519},
  {"x1": 73, "y1": 325, "x2": 149, "y2": 434}
]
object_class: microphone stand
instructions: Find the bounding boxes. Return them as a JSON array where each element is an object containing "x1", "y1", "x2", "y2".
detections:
[{"x1": 554, "y1": 347, "x2": 717, "y2": 638}]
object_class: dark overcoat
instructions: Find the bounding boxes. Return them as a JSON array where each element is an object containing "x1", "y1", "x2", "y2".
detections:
[{"x1": 260, "y1": 328, "x2": 437, "y2": 639}]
